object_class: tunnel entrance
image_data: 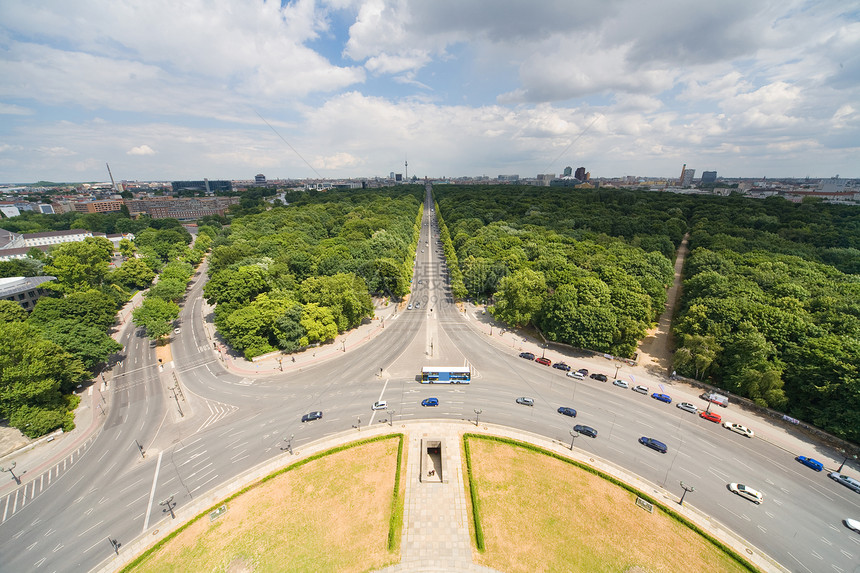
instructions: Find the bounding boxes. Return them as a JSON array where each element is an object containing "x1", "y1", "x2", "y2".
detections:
[{"x1": 420, "y1": 438, "x2": 447, "y2": 483}]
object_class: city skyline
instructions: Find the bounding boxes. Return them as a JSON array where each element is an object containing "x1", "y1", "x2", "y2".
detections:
[{"x1": 1, "y1": 1, "x2": 858, "y2": 183}]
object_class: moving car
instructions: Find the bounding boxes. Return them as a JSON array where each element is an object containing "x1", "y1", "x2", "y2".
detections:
[
  {"x1": 677, "y1": 402, "x2": 697, "y2": 414},
  {"x1": 651, "y1": 392, "x2": 672, "y2": 404},
  {"x1": 567, "y1": 370, "x2": 585, "y2": 380},
  {"x1": 632, "y1": 385, "x2": 649, "y2": 394},
  {"x1": 574, "y1": 424, "x2": 598, "y2": 438},
  {"x1": 372, "y1": 400, "x2": 388, "y2": 410},
  {"x1": 590, "y1": 373, "x2": 608, "y2": 382},
  {"x1": 415, "y1": 302, "x2": 420, "y2": 308},
  {"x1": 535, "y1": 357, "x2": 552, "y2": 366},
  {"x1": 729, "y1": 483, "x2": 763, "y2": 504},
  {"x1": 557, "y1": 406, "x2": 577, "y2": 417},
  {"x1": 639, "y1": 437, "x2": 668, "y2": 453},
  {"x1": 699, "y1": 410, "x2": 722, "y2": 423},
  {"x1": 845, "y1": 518, "x2": 860, "y2": 533},
  {"x1": 829, "y1": 472, "x2": 860, "y2": 493},
  {"x1": 612, "y1": 379, "x2": 629, "y2": 389},
  {"x1": 301, "y1": 411, "x2": 323, "y2": 422},
  {"x1": 519, "y1": 352, "x2": 536, "y2": 360},
  {"x1": 795, "y1": 456, "x2": 824, "y2": 472},
  {"x1": 553, "y1": 362, "x2": 571, "y2": 372},
  {"x1": 421, "y1": 397, "x2": 439, "y2": 407},
  {"x1": 516, "y1": 397, "x2": 535, "y2": 406},
  {"x1": 407, "y1": 303, "x2": 413, "y2": 310},
  {"x1": 723, "y1": 422, "x2": 754, "y2": 438}
]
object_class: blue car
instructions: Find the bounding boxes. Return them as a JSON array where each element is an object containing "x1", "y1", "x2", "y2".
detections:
[
  {"x1": 557, "y1": 406, "x2": 577, "y2": 417},
  {"x1": 651, "y1": 392, "x2": 672, "y2": 404},
  {"x1": 421, "y1": 397, "x2": 439, "y2": 407},
  {"x1": 796, "y1": 455, "x2": 824, "y2": 472},
  {"x1": 639, "y1": 436, "x2": 668, "y2": 453}
]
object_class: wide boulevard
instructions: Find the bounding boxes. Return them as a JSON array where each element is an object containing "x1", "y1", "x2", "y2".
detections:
[{"x1": 1, "y1": 187, "x2": 858, "y2": 573}]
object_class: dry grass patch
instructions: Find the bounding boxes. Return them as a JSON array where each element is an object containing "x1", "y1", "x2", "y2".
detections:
[
  {"x1": 467, "y1": 438, "x2": 754, "y2": 573},
  {"x1": 128, "y1": 438, "x2": 401, "y2": 573}
]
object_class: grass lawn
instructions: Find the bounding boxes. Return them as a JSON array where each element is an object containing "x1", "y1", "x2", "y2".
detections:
[
  {"x1": 126, "y1": 437, "x2": 402, "y2": 573},
  {"x1": 465, "y1": 437, "x2": 755, "y2": 573}
]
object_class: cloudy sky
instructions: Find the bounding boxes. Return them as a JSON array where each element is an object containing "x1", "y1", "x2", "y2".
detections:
[{"x1": 1, "y1": 0, "x2": 858, "y2": 183}]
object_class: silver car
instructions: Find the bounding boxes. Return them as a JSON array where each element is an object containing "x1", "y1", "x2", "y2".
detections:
[
  {"x1": 677, "y1": 402, "x2": 697, "y2": 414},
  {"x1": 516, "y1": 397, "x2": 535, "y2": 406},
  {"x1": 632, "y1": 385, "x2": 649, "y2": 394},
  {"x1": 612, "y1": 379, "x2": 628, "y2": 389}
]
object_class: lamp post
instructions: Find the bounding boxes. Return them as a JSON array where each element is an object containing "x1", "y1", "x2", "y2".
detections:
[
  {"x1": 679, "y1": 481, "x2": 695, "y2": 505},
  {"x1": 569, "y1": 429, "x2": 580, "y2": 450},
  {"x1": 389, "y1": 410, "x2": 395, "y2": 426},
  {"x1": 159, "y1": 495, "x2": 176, "y2": 519},
  {"x1": 107, "y1": 537, "x2": 120, "y2": 554},
  {"x1": 474, "y1": 409, "x2": 482, "y2": 427},
  {"x1": 837, "y1": 450, "x2": 857, "y2": 473},
  {"x1": 284, "y1": 434, "x2": 294, "y2": 454},
  {"x1": 0, "y1": 461, "x2": 20, "y2": 485},
  {"x1": 614, "y1": 364, "x2": 621, "y2": 379}
]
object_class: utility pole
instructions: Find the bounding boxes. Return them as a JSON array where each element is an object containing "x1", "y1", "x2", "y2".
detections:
[
  {"x1": 389, "y1": 410, "x2": 395, "y2": 426},
  {"x1": 107, "y1": 537, "x2": 120, "y2": 555},
  {"x1": 679, "y1": 482, "x2": 695, "y2": 505},
  {"x1": 159, "y1": 495, "x2": 176, "y2": 518},
  {"x1": 474, "y1": 409, "x2": 482, "y2": 427},
  {"x1": 134, "y1": 440, "x2": 145, "y2": 459}
]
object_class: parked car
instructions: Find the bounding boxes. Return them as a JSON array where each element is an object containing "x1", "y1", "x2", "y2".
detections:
[
  {"x1": 677, "y1": 402, "x2": 697, "y2": 414},
  {"x1": 829, "y1": 472, "x2": 860, "y2": 493},
  {"x1": 516, "y1": 397, "x2": 535, "y2": 406},
  {"x1": 519, "y1": 352, "x2": 535, "y2": 360},
  {"x1": 632, "y1": 385, "x2": 649, "y2": 394},
  {"x1": 574, "y1": 424, "x2": 598, "y2": 438},
  {"x1": 723, "y1": 422, "x2": 754, "y2": 438},
  {"x1": 535, "y1": 357, "x2": 552, "y2": 366},
  {"x1": 700, "y1": 410, "x2": 722, "y2": 423},
  {"x1": 557, "y1": 406, "x2": 577, "y2": 417},
  {"x1": 567, "y1": 370, "x2": 585, "y2": 380},
  {"x1": 301, "y1": 411, "x2": 323, "y2": 422},
  {"x1": 612, "y1": 379, "x2": 629, "y2": 389},
  {"x1": 639, "y1": 437, "x2": 668, "y2": 453},
  {"x1": 795, "y1": 456, "x2": 824, "y2": 472},
  {"x1": 552, "y1": 362, "x2": 571, "y2": 371},
  {"x1": 372, "y1": 400, "x2": 388, "y2": 410},
  {"x1": 407, "y1": 303, "x2": 413, "y2": 310},
  {"x1": 421, "y1": 397, "x2": 439, "y2": 407},
  {"x1": 576, "y1": 368, "x2": 589, "y2": 376},
  {"x1": 590, "y1": 373, "x2": 608, "y2": 382},
  {"x1": 729, "y1": 483, "x2": 763, "y2": 504},
  {"x1": 174, "y1": 327, "x2": 181, "y2": 334},
  {"x1": 415, "y1": 302, "x2": 420, "y2": 308},
  {"x1": 651, "y1": 392, "x2": 672, "y2": 404}
]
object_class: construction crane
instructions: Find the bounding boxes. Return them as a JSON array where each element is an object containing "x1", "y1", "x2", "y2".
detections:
[{"x1": 106, "y1": 162, "x2": 121, "y2": 193}]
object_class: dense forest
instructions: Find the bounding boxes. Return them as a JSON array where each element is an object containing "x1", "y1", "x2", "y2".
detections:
[
  {"x1": 434, "y1": 185, "x2": 860, "y2": 442},
  {"x1": 203, "y1": 186, "x2": 423, "y2": 359}
]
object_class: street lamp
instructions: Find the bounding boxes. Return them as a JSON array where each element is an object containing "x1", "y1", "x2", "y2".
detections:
[
  {"x1": 837, "y1": 449, "x2": 857, "y2": 473},
  {"x1": 474, "y1": 409, "x2": 482, "y2": 427},
  {"x1": 679, "y1": 481, "x2": 695, "y2": 505},
  {"x1": 0, "y1": 461, "x2": 20, "y2": 485},
  {"x1": 159, "y1": 495, "x2": 176, "y2": 519},
  {"x1": 107, "y1": 537, "x2": 121, "y2": 554},
  {"x1": 569, "y1": 429, "x2": 580, "y2": 450},
  {"x1": 614, "y1": 364, "x2": 621, "y2": 379},
  {"x1": 389, "y1": 410, "x2": 395, "y2": 426},
  {"x1": 283, "y1": 434, "x2": 294, "y2": 454}
]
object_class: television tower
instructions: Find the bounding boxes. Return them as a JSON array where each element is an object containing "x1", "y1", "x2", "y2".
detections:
[{"x1": 405, "y1": 156, "x2": 408, "y2": 181}]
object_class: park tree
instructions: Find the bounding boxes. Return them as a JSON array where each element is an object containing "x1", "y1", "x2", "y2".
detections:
[
  {"x1": 36, "y1": 319, "x2": 122, "y2": 372},
  {"x1": 0, "y1": 300, "x2": 28, "y2": 323},
  {"x1": 300, "y1": 303, "x2": 338, "y2": 345},
  {"x1": 132, "y1": 297, "x2": 179, "y2": 340},
  {"x1": 118, "y1": 238, "x2": 136, "y2": 259},
  {"x1": 146, "y1": 278, "x2": 188, "y2": 303},
  {"x1": 491, "y1": 268, "x2": 547, "y2": 327},
  {"x1": 29, "y1": 289, "x2": 119, "y2": 331},
  {"x1": 299, "y1": 273, "x2": 373, "y2": 332},
  {"x1": 42, "y1": 237, "x2": 114, "y2": 294},
  {"x1": 110, "y1": 257, "x2": 156, "y2": 290},
  {"x1": 672, "y1": 334, "x2": 721, "y2": 379}
]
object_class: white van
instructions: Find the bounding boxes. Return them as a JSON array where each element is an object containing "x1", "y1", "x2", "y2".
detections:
[
  {"x1": 729, "y1": 483, "x2": 763, "y2": 504},
  {"x1": 372, "y1": 400, "x2": 387, "y2": 410}
]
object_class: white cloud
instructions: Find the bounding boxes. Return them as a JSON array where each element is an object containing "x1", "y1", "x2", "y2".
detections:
[
  {"x1": 0, "y1": 103, "x2": 34, "y2": 116},
  {"x1": 127, "y1": 145, "x2": 156, "y2": 156}
]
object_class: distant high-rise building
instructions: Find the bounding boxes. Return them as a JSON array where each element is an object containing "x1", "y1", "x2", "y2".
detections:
[
  {"x1": 563, "y1": 166, "x2": 573, "y2": 177},
  {"x1": 574, "y1": 167, "x2": 586, "y2": 180},
  {"x1": 395, "y1": 173, "x2": 403, "y2": 182},
  {"x1": 171, "y1": 180, "x2": 232, "y2": 195},
  {"x1": 255, "y1": 174, "x2": 266, "y2": 185},
  {"x1": 679, "y1": 163, "x2": 687, "y2": 185},
  {"x1": 682, "y1": 169, "x2": 696, "y2": 186},
  {"x1": 701, "y1": 171, "x2": 717, "y2": 184}
]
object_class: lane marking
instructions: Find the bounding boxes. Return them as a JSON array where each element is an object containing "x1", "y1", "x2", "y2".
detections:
[{"x1": 142, "y1": 451, "x2": 163, "y2": 533}]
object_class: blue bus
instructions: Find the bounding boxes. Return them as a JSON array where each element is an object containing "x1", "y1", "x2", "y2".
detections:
[{"x1": 421, "y1": 366, "x2": 471, "y2": 383}]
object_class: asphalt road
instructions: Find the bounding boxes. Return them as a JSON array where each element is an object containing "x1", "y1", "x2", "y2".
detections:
[{"x1": 0, "y1": 189, "x2": 858, "y2": 572}]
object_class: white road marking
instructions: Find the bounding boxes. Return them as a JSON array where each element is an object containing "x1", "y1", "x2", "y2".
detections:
[
  {"x1": 76, "y1": 520, "x2": 104, "y2": 537},
  {"x1": 142, "y1": 451, "x2": 163, "y2": 532}
]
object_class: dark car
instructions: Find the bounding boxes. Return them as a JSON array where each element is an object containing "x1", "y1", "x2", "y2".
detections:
[
  {"x1": 639, "y1": 437, "x2": 668, "y2": 453},
  {"x1": 301, "y1": 411, "x2": 323, "y2": 422},
  {"x1": 421, "y1": 397, "x2": 439, "y2": 407},
  {"x1": 574, "y1": 424, "x2": 598, "y2": 438},
  {"x1": 557, "y1": 406, "x2": 577, "y2": 417},
  {"x1": 795, "y1": 456, "x2": 824, "y2": 472},
  {"x1": 576, "y1": 368, "x2": 589, "y2": 376},
  {"x1": 589, "y1": 373, "x2": 608, "y2": 382},
  {"x1": 552, "y1": 362, "x2": 571, "y2": 371},
  {"x1": 519, "y1": 352, "x2": 535, "y2": 360},
  {"x1": 651, "y1": 392, "x2": 672, "y2": 404},
  {"x1": 535, "y1": 357, "x2": 552, "y2": 366}
]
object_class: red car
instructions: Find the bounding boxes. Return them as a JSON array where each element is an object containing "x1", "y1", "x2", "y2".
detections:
[
  {"x1": 535, "y1": 357, "x2": 552, "y2": 366},
  {"x1": 699, "y1": 410, "x2": 722, "y2": 423}
]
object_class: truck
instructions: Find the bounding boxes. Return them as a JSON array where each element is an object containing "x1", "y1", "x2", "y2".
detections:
[{"x1": 703, "y1": 393, "x2": 729, "y2": 407}]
